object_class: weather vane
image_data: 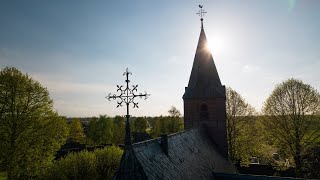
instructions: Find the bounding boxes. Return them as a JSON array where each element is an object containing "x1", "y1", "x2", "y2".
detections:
[
  {"x1": 106, "y1": 68, "x2": 150, "y2": 149},
  {"x1": 196, "y1": 5, "x2": 207, "y2": 28}
]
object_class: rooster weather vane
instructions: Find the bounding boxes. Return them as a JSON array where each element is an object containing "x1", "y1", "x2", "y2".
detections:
[
  {"x1": 196, "y1": 5, "x2": 207, "y2": 28},
  {"x1": 196, "y1": 5, "x2": 207, "y2": 20},
  {"x1": 106, "y1": 68, "x2": 150, "y2": 149}
]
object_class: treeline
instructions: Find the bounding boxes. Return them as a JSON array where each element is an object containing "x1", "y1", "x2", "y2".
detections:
[
  {"x1": 225, "y1": 79, "x2": 320, "y2": 178},
  {"x1": 0, "y1": 67, "x2": 183, "y2": 179},
  {"x1": 1, "y1": 67, "x2": 320, "y2": 179},
  {"x1": 68, "y1": 109, "x2": 184, "y2": 146},
  {"x1": 225, "y1": 115, "x2": 320, "y2": 178}
]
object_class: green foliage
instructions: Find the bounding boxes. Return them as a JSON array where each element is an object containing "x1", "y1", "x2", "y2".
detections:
[
  {"x1": 94, "y1": 146, "x2": 123, "y2": 179},
  {"x1": 166, "y1": 116, "x2": 183, "y2": 134},
  {"x1": 86, "y1": 115, "x2": 125, "y2": 145},
  {"x1": 150, "y1": 117, "x2": 161, "y2": 137},
  {"x1": 97, "y1": 116, "x2": 114, "y2": 144},
  {"x1": 262, "y1": 78, "x2": 320, "y2": 176},
  {"x1": 86, "y1": 114, "x2": 182, "y2": 143},
  {"x1": 87, "y1": 115, "x2": 114, "y2": 145},
  {"x1": 133, "y1": 117, "x2": 148, "y2": 132},
  {"x1": 0, "y1": 172, "x2": 7, "y2": 180},
  {"x1": 69, "y1": 118, "x2": 86, "y2": 143},
  {"x1": 234, "y1": 117, "x2": 264, "y2": 166},
  {"x1": 147, "y1": 107, "x2": 183, "y2": 137},
  {"x1": 44, "y1": 146, "x2": 123, "y2": 180},
  {"x1": 54, "y1": 150, "x2": 96, "y2": 179},
  {"x1": 150, "y1": 116, "x2": 183, "y2": 137},
  {"x1": 112, "y1": 116, "x2": 125, "y2": 144},
  {"x1": 0, "y1": 67, "x2": 69, "y2": 179},
  {"x1": 226, "y1": 87, "x2": 260, "y2": 165}
]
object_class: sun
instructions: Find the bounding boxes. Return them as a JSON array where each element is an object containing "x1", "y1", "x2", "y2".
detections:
[
  {"x1": 206, "y1": 42, "x2": 215, "y2": 54},
  {"x1": 206, "y1": 34, "x2": 227, "y2": 56}
]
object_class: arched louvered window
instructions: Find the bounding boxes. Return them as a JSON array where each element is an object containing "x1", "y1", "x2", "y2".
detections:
[{"x1": 200, "y1": 103, "x2": 209, "y2": 120}]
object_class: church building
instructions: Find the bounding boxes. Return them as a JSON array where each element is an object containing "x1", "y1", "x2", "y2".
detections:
[
  {"x1": 183, "y1": 15, "x2": 228, "y2": 160},
  {"x1": 113, "y1": 9, "x2": 238, "y2": 180}
]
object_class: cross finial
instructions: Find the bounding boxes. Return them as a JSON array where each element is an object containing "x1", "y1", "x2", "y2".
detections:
[
  {"x1": 196, "y1": 5, "x2": 207, "y2": 29},
  {"x1": 106, "y1": 68, "x2": 150, "y2": 150}
]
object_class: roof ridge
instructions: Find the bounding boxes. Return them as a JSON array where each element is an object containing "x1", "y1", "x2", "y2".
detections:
[{"x1": 132, "y1": 128, "x2": 198, "y2": 148}]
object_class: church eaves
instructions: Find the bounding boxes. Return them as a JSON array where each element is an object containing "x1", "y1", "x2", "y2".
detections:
[{"x1": 183, "y1": 24, "x2": 225, "y2": 99}]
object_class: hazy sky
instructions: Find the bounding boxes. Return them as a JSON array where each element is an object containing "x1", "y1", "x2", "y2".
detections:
[{"x1": 1, "y1": 0, "x2": 319, "y2": 117}]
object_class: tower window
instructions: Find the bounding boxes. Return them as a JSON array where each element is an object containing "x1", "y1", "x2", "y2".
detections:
[{"x1": 200, "y1": 103, "x2": 209, "y2": 120}]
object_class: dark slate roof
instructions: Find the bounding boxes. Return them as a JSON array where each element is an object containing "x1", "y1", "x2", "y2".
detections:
[
  {"x1": 113, "y1": 149, "x2": 148, "y2": 180},
  {"x1": 132, "y1": 132, "x2": 153, "y2": 143},
  {"x1": 183, "y1": 27, "x2": 225, "y2": 99},
  {"x1": 129, "y1": 128, "x2": 237, "y2": 179}
]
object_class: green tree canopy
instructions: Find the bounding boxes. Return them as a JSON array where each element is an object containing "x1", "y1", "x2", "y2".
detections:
[
  {"x1": 262, "y1": 78, "x2": 320, "y2": 177},
  {"x1": 69, "y1": 118, "x2": 86, "y2": 143},
  {"x1": 226, "y1": 87, "x2": 259, "y2": 165},
  {"x1": 44, "y1": 146, "x2": 123, "y2": 179},
  {"x1": 112, "y1": 116, "x2": 125, "y2": 144},
  {"x1": 133, "y1": 117, "x2": 148, "y2": 132},
  {"x1": 150, "y1": 115, "x2": 183, "y2": 137},
  {"x1": 87, "y1": 115, "x2": 114, "y2": 145},
  {"x1": 0, "y1": 67, "x2": 69, "y2": 179}
]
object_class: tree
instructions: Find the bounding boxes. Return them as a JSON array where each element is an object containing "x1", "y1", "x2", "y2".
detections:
[
  {"x1": 154, "y1": 106, "x2": 184, "y2": 136},
  {"x1": 86, "y1": 117, "x2": 98, "y2": 145},
  {"x1": 96, "y1": 115, "x2": 114, "y2": 144},
  {"x1": 94, "y1": 146, "x2": 123, "y2": 179},
  {"x1": 69, "y1": 118, "x2": 86, "y2": 143},
  {"x1": 226, "y1": 87, "x2": 258, "y2": 165},
  {"x1": 44, "y1": 146, "x2": 123, "y2": 179},
  {"x1": 112, "y1": 116, "x2": 125, "y2": 144},
  {"x1": 87, "y1": 117, "x2": 99, "y2": 145},
  {"x1": 168, "y1": 106, "x2": 181, "y2": 117},
  {"x1": 166, "y1": 116, "x2": 183, "y2": 134},
  {"x1": 0, "y1": 67, "x2": 69, "y2": 179},
  {"x1": 87, "y1": 115, "x2": 114, "y2": 145},
  {"x1": 262, "y1": 78, "x2": 320, "y2": 177},
  {"x1": 150, "y1": 116, "x2": 161, "y2": 137},
  {"x1": 150, "y1": 116, "x2": 183, "y2": 138},
  {"x1": 133, "y1": 117, "x2": 148, "y2": 132}
]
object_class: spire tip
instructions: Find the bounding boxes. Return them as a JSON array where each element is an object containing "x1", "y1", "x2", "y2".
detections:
[{"x1": 196, "y1": 5, "x2": 207, "y2": 29}]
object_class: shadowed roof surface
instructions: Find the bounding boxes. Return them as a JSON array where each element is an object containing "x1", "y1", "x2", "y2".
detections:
[{"x1": 131, "y1": 128, "x2": 237, "y2": 179}]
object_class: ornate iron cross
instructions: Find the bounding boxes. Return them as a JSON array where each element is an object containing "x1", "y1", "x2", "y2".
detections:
[{"x1": 106, "y1": 68, "x2": 150, "y2": 149}]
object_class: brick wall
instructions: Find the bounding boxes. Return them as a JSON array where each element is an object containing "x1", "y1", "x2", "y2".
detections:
[{"x1": 184, "y1": 97, "x2": 228, "y2": 159}]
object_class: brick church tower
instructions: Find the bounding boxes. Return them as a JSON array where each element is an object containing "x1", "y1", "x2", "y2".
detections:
[{"x1": 183, "y1": 18, "x2": 228, "y2": 159}]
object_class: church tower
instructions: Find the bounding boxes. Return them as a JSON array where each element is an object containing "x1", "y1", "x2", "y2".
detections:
[{"x1": 183, "y1": 8, "x2": 228, "y2": 159}]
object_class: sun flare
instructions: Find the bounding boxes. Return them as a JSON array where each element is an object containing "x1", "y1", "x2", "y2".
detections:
[{"x1": 206, "y1": 34, "x2": 227, "y2": 56}]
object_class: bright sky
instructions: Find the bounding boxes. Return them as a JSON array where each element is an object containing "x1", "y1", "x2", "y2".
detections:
[{"x1": 1, "y1": 0, "x2": 319, "y2": 117}]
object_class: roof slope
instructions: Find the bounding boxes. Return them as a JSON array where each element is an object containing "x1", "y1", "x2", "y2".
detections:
[
  {"x1": 183, "y1": 27, "x2": 225, "y2": 99},
  {"x1": 113, "y1": 149, "x2": 148, "y2": 180},
  {"x1": 132, "y1": 128, "x2": 237, "y2": 179}
]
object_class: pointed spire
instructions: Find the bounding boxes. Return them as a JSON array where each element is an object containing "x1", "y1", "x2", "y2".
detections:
[
  {"x1": 183, "y1": 7, "x2": 225, "y2": 99},
  {"x1": 201, "y1": 18, "x2": 204, "y2": 29},
  {"x1": 125, "y1": 115, "x2": 132, "y2": 149}
]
